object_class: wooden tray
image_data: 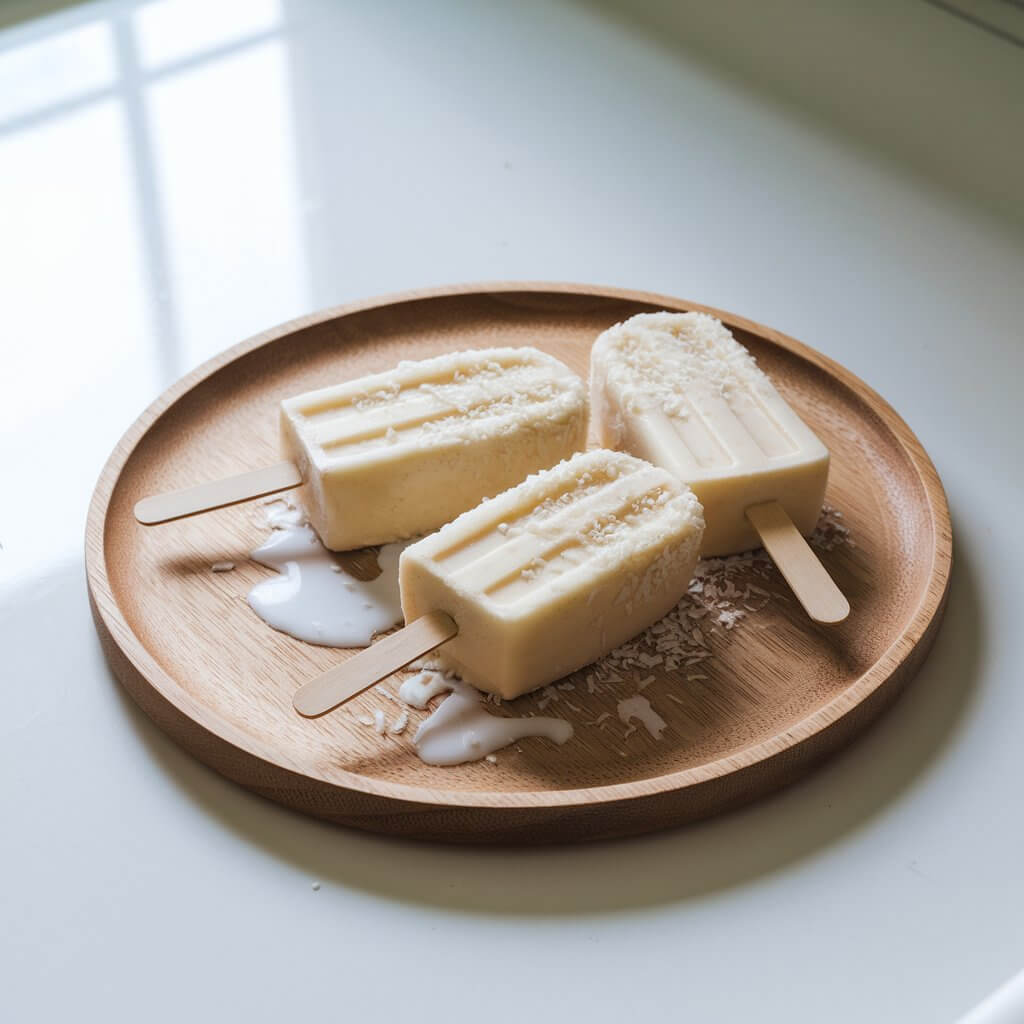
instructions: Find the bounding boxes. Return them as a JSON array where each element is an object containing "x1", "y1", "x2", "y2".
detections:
[{"x1": 85, "y1": 283, "x2": 952, "y2": 844}]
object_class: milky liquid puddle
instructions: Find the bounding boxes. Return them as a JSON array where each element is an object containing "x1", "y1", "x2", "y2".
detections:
[
  {"x1": 245, "y1": 500, "x2": 574, "y2": 764},
  {"x1": 616, "y1": 695, "x2": 666, "y2": 739},
  {"x1": 248, "y1": 501, "x2": 410, "y2": 647},
  {"x1": 399, "y1": 672, "x2": 574, "y2": 766}
]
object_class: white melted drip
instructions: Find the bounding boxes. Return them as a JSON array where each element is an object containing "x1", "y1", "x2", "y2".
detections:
[
  {"x1": 617, "y1": 695, "x2": 667, "y2": 739},
  {"x1": 247, "y1": 515, "x2": 409, "y2": 647},
  {"x1": 406, "y1": 674, "x2": 573, "y2": 766},
  {"x1": 263, "y1": 497, "x2": 305, "y2": 528},
  {"x1": 398, "y1": 670, "x2": 457, "y2": 709}
]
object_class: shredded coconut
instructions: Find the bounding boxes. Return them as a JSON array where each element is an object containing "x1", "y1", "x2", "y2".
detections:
[
  {"x1": 296, "y1": 349, "x2": 586, "y2": 456},
  {"x1": 813, "y1": 504, "x2": 854, "y2": 550}
]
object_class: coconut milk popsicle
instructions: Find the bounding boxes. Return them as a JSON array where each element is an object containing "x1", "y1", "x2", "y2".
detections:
[
  {"x1": 293, "y1": 449, "x2": 705, "y2": 714},
  {"x1": 136, "y1": 347, "x2": 589, "y2": 551},
  {"x1": 590, "y1": 312, "x2": 848, "y2": 623}
]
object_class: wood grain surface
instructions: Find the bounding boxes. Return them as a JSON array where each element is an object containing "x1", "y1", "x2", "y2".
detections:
[{"x1": 84, "y1": 283, "x2": 953, "y2": 844}]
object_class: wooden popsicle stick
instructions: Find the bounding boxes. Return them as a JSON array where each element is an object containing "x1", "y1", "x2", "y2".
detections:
[
  {"x1": 293, "y1": 611, "x2": 459, "y2": 718},
  {"x1": 134, "y1": 460, "x2": 303, "y2": 525},
  {"x1": 745, "y1": 501, "x2": 850, "y2": 625}
]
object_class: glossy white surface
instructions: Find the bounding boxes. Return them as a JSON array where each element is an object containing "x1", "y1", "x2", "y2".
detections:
[{"x1": 1, "y1": 2, "x2": 1022, "y2": 1021}]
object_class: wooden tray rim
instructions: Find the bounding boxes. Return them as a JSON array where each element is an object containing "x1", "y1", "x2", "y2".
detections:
[{"x1": 85, "y1": 281, "x2": 953, "y2": 810}]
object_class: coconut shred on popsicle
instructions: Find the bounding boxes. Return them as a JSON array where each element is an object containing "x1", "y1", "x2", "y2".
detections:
[
  {"x1": 293, "y1": 449, "x2": 706, "y2": 716},
  {"x1": 134, "y1": 347, "x2": 589, "y2": 551},
  {"x1": 589, "y1": 312, "x2": 848, "y2": 624}
]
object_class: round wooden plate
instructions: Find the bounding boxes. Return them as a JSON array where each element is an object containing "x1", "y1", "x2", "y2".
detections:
[{"x1": 86, "y1": 283, "x2": 951, "y2": 844}]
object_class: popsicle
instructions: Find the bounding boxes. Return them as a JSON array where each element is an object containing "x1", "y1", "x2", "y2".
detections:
[
  {"x1": 590, "y1": 311, "x2": 848, "y2": 623},
  {"x1": 293, "y1": 449, "x2": 705, "y2": 714},
  {"x1": 134, "y1": 347, "x2": 589, "y2": 551}
]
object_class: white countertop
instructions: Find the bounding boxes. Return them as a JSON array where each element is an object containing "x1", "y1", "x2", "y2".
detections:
[{"x1": 2, "y1": 2, "x2": 1023, "y2": 1021}]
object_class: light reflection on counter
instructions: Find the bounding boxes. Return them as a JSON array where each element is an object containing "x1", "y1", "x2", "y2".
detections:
[{"x1": 0, "y1": 2, "x2": 309, "y2": 592}]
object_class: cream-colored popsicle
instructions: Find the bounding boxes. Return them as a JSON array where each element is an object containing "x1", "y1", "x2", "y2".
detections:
[
  {"x1": 280, "y1": 347, "x2": 588, "y2": 550},
  {"x1": 398, "y1": 449, "x2": 705, "y2": 699},
  {"x1": 590, "y1": 312, "x2": 829, "y2": 557}
]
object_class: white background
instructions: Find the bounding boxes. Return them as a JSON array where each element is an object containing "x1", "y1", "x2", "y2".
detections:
[{"x1": 2, "y1": 1, "x2": 1023, "y2": 1021}]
